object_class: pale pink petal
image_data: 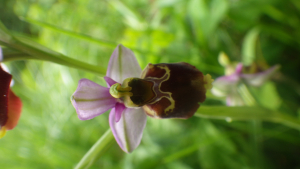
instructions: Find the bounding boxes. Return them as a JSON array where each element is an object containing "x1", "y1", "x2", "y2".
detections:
[
  {"x1": 241, "y1": 65, "x2": 280, "y2": 87},
  {"x1": 235, "y1": 63, "x2": 243, "y2": 74},
  {"x1": 104, "y1": 76, "x2": 118, "y2": 88},
  {"x1": 106, "y1": 44, "x2": 142, "y2": 83},
  {"x1": 211, "y1": 73, "x2": 240, "y2": 97},
  {"x1": 115, "y1": 103, "x2": 126, "y2": 123},
  {"x1": 71, "y1": 79, "x2": 117, "y2": 120},
  {"x1": 0, "y1": 47, "x2": 2, "y2": 61},
  {"x1": 109, "y1": 107, "x2": 147, "y2": 153}
]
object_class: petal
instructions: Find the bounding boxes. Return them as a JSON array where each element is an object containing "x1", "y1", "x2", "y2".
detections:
[
  {"x1": 104, "y1": 76, "x2": 118, "y2": 88},
  {"x1": 235, "y1": 63, "x2": 243, "y2": 74},
  {"x1": 0, "y1": 65, "x2": 11, "y2": 127},
  {"x1": 71, "y1": 79, "x2": 117, "y2": 120},
  {"x1": 115, "y1": 103, "x2": 126, "y2": 123},
  {"x1": 241, "y1": 65, "x2": 280, "y2": 87},
  {"x1": 5, "y1": 89, "x2": 22, "y2": 130},
  {"x1": 211, "y1": 73, "x2": 240, "y2": 97},
  {"x1": 106, "y1": 44, "x2": 142, "y2": 83},
  {"x1": 109, "y1": 107, "x2": 147, "y2": 153},
  {"x1": 0, "y1": 47, "x2": 2, "y2": 61}
]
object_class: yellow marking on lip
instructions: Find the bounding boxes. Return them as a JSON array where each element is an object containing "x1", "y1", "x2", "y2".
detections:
[
  {"x1": 145, "y1": 65, "x2": 175, "y2": 115},
  {"x1": 0, "y1": 126, "x2": 7, "y2": 139}
]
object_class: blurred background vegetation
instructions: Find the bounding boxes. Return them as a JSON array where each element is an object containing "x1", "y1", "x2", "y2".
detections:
[{"x1": 1, "y1": 0, "x2": 300, "y2": 168}]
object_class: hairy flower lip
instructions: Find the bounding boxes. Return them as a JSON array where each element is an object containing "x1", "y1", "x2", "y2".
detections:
[{"x1": 141, "y1": 62, "x2": 211, "y2": 119}]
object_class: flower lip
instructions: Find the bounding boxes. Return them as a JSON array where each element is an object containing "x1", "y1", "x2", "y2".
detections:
[
  {"x1": 0, "y1": 64, "x2": 22, "y2": 138},
  {"x1": 141, "y1": 62, "x2": 211, "y2": 119},
  {"x1": 0, "y1": 65, "x2": 11, "y2": 127}
]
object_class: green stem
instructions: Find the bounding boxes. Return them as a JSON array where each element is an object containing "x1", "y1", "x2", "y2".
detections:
[
  {"x1": 1, "y1": 53, "x2": 36, "y2": 62},
  {"x1": 75, "y1": 129, "x2": 114, "y2": 169},
  {"x1": 2, "y1": 38, "x2": 106, "y2": 75},
  {"x1": 238, "y1": 82, "x2": 263, "y2": 169},
  {"x1": 0, "y1": 21, "x2": 106, "y2": 75},
  {"x1": 251, "y1": 120, "x2": 263, "y2": 169},
  {"x1": 195, "y1": 106, "x2": 300, "y2": 131}
]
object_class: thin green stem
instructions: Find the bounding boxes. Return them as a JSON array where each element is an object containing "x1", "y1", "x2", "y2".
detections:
[
  {"x1": 74, "y1": 129, "x2": 114, "y2": 169},
  {"x1": 1, "y1": 37, "x2": 106, "y2": 75},
  {"x1": 238, "y1": 82, "x2": 263, "y2": 169},
  {"x1": 1, "y1": 53, "x2": 36, "y2": 62},
  {"x1": 251, "y1": 120, "x2": 263, "y2": 169},
  {"x1": 195, "y1": 106, "x2": 300, "y2": 131},
  {"x1": 0, "y1": 20, "x2": 107, "y2": 75}
]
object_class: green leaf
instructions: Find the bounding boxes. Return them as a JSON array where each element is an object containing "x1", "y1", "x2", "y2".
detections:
[
  {"x1": 242, "y1": 27, "x2": 260, "y2": 66},
  {"x1": 207, "y1": 0, "x2": 228, "y2": 37},
  {"x1": 188, "y1": 0, "x2": 228, "y2": 40},
  {"x1": 251, "y1": 82, "x2": 282, "y2": 110},
  {"x1": 107, "y1": 0, "x2": 145, "y2": 29},
  {"x1": 21, "y1": 17, "x2": 153, "y2": 56},
  {"x1": 21, "y1": 17, "x2": 117, "y2": 48}
]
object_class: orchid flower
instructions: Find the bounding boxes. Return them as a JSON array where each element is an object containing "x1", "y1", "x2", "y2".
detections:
[
  {"x1": 71, "y1": 44, "x2": 213, "y2": 153},
  {"x1": 211, "y1": 63, "x2": 280, "y2": 106},
  {"x1": 0, "y1": 47, "x2": 22, "y2": 138}
]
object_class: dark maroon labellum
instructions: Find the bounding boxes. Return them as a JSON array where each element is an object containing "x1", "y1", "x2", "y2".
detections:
[
  {"x1": 140, "y1": 62, "x2": 207, "y2": 119},
  {"x1": 0, "y1": 65, "x2": 11, "y2": 127}
]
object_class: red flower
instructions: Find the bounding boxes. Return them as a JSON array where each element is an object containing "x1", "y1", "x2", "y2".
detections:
[{"x1": 0, "y1": 65, "x2": 22, "y2": 138}]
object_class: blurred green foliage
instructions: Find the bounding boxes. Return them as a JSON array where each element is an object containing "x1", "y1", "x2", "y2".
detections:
[{"x1": 0, "y1": 0, "x2": 300, "y2": 169}]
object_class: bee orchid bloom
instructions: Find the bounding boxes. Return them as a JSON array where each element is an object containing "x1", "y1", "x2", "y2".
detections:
[
  {"x1": 71, "y1": 45, "x2": 213, "y2": 153},
  {"x1": 211, "y1": 63, "x2": 280, "y2": 106},
  {"x1": 0, "y1": 48, "x2": 22, "y2": 138}
]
